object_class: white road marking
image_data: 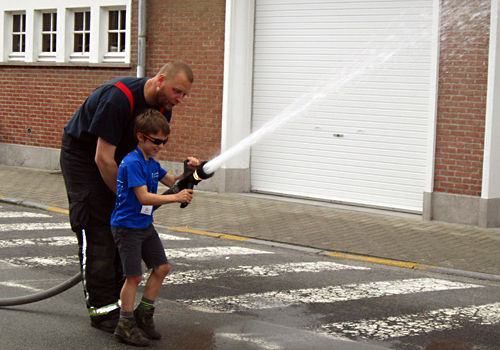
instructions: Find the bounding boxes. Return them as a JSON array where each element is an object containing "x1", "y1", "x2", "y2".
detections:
[
  {"x1": 177, "y1": 278, "x2": 483, "y2": 312},
  {"x1": 163, "y1": 261, "x2": 370, "y2": 285},
  {"x1": 321, "y1": 302, "x2": 500, "y2": 340},
  {"x1": 166, "y1": 246, "x2": 274, "y2": 260},
  {"x1": 0, "y1": 212, "x2": 51, "y2": 218},
  {"x1": 0, "y1": 281, "x2": 44, "y2": 292},
  {"x1": 0, "y1": 223, "x2": 71, "y2": 232},
  {"x1": 0, "y1": 233, "x2": 188, "y2": 249},
  {"x1": 0, "y1": 236, "x2": 77, "y2": 248},
  {"x1": 158, "y1": 233, "x2": 190, "y2": 241},
  {"x1": 217, "y1": 333, "x2": 284, "y2": 350},
  {"x1": 6, "y1": 256, "x2": 79, "y2": 267}
]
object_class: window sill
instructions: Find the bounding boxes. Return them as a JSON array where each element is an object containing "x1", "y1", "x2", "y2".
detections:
[{"x1": 0, "y1": 61, "x2": 133, "y2": 68}]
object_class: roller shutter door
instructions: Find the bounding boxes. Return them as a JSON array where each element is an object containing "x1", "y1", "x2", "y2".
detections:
[{"x1": 251, "y1": 0, "x2": 435, "y2": 212}]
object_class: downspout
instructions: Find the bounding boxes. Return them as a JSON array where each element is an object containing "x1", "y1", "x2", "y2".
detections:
[{"x1": 137, "y1": 0, "x2": 146, "y2": 78}]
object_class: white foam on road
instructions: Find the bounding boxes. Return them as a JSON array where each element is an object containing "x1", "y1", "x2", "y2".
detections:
[
  {"x1": 178, "y1": 278, "x2": 483, "y2": 312},
  {"x1": 321, "y1": 302, "x2": 500, "y2": 340},
  {"x1": 164, "y1": 261, "x2": 370, "y2": 285}
]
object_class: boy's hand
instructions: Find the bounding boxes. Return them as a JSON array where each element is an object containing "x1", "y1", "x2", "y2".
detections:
[
  {"x1": 177, "y1": 189, "x2": 194, "y2": 204},
  {"x1": 186, "y1": 157, "x2": 201, "y2": 171}
]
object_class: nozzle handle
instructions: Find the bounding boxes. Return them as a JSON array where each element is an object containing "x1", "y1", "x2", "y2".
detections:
[
  {"x1": 180, "y1": 182, "x2": 194, "y2": 208},
  {"x1": 180, "y1": 159, "x2": 192, "y2": 208}
]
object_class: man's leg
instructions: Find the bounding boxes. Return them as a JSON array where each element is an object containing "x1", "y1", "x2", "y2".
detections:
[{"x1": 60, "y1": 139, "x2": 123, "y2": 332}]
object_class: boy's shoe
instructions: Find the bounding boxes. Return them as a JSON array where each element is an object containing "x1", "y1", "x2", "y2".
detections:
[
  {"x1": 134, "y1": 304, "x2": 162, "y2": 340},
  {"x1": 114, "y1": 318, "x2": 151, "y2": 347}
]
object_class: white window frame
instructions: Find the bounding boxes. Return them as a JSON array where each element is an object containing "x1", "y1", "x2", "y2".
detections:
[
  {"x1": 103, "y1": 7, "x2": 127, "y2": 63},
  {"x1": 69, "y1": 8, "x2": 91, "y2": 62},
  {"x1": 0, "y1": 0, "x2": 131, "y2": 66},
  {"x1": 8, "y1": 12, "x2": 27, "y2": 61},
  {"x1": 36, "y1": 10, "x2": 57, "y2": 62}
]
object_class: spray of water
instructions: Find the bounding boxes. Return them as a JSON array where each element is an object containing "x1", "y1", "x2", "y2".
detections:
[
  {"x1": 202, "y1": 2, "x2": 490, "y2": 176},
  {"x1": 202, "y1": 51, "x2": 395, "y2": 175}
]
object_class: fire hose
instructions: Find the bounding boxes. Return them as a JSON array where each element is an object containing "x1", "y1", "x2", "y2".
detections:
[{"x1": 0, "y1": 161, "x2": 214, "y2": 307}]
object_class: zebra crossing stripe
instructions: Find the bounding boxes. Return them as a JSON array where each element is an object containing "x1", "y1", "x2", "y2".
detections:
[
  {"x1": 321, "y1": 302, "x2": 500, "y2": 340},
  {"x1": 177, "y1": 278, "x2": 483, "y2": 312},
  {"x1": 158, "y1": 233, "x2": 190, "y2": 241},
  {"x1": 0, "y1": 236, "x2": 77, "y2": 248},
  {"x1": 0, "y1": 233, "x2": 188, "y2": 248},
  {"x1": 0, "y1": 281, "x2": 44, "y2": 292},
  {"x1": 166, "y1": 246, "x2": 274, "y2": 260},
  {"x1": 0, "y1": 212, "x2": 51, "y2": 218},
  {"x1": 152, "y1": 261, "x2": 370, "y2": 285},
  {"x1": 0, "y1": 223, "x2": 71, "y2": 231},
  {"x1": 6, "y1": 246, "x2": 274, "y2": 267},
  {"x1": 6, "y1": 256, "x2": 79, "y2": 267}
]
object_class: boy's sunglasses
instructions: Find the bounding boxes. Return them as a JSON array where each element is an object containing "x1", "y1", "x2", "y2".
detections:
[{"x1": 141, "y1": 133, "x2": 169, "y2": 145}]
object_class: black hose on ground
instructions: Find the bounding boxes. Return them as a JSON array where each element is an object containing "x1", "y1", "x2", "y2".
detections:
[{"x1": 0, "y1": 272, "x2": 81, "y2": 307}]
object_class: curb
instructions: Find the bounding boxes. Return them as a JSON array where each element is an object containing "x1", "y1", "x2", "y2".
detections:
[
  {"x1": 165, "y1": 227, "x2": 500, "y2": 283},
  {"x1": 3, "y1": 196, "x2": 500, "y2": 283}
]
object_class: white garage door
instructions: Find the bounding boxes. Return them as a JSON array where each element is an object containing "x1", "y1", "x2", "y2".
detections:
[{"x1": 250, "y1": 0, "x2": 435, "y2": 212}]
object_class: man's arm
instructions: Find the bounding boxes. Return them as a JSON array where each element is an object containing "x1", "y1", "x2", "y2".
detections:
[{"x1": 95, "y1": 137, "x2": 118, "y2": 194}]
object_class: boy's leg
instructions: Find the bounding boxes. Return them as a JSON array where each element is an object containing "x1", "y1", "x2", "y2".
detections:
[
  {"x1": 135, "y1": 264, "x2": 170, "y2": 340},
  {"x1": 115, "y1": 275, "x2": 151, "y2": 347},
  {"x1": 143, "y1": 264, "x2": 171, "y2": 301}
]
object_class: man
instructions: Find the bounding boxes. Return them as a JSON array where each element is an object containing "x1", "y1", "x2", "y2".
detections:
[{"x1": 60, "y1": 60, "x2": 194, "y2": 333}]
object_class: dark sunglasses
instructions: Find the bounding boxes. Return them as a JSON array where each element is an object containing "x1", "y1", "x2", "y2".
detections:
[{"x1": 141, "y1": 133, "x2": 169, "y2": 145}]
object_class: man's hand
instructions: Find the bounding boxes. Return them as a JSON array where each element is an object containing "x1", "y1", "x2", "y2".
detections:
[
  {"x1": 95, "y1": 138, "x2": 118, "y2": 194},
  {"x1": 185, "y1": 156, "x2": 201, "y2": 171}
]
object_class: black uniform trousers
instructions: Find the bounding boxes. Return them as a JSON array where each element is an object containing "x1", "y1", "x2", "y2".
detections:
[{"x1": 60, "y1": 132, "x2": 123, "y2": 319}]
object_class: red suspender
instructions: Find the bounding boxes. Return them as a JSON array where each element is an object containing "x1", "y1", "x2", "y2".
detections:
[
  {"x1": 114, "y1": 81, "x2": 134, "y2": 118},
  {"x1": 112, "y1": 81, "x2": 164, "y2": 118}
]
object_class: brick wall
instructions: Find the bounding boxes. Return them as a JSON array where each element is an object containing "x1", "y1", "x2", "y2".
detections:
[
  {"x1": 434, "y1": 0, "x2": 490, "y2": 196},
  {"x1": 145, "y1": 0, "x2": 225, "y2": 162},
  {"x1": 0, "y1": 0, "x2": 225, "y2": 163}
]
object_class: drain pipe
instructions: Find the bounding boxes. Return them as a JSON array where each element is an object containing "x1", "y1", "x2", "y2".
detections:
[{"x1": 137, "y1": 0, "x2": 146, "y2": 78}]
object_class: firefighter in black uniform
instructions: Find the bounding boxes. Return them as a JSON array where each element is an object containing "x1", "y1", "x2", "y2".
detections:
[{"x1": 60, "y1": 60, "x2": 194, "y2": 332}]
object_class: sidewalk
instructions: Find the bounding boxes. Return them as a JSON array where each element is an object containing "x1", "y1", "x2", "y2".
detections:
[{"x1": 1, "y1": 164, "x2": 499, "y2": 280}]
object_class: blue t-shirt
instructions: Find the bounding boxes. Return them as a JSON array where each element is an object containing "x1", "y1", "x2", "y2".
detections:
[{"x1": 111, "y1": 147, "x2": 167, "y2": 229}]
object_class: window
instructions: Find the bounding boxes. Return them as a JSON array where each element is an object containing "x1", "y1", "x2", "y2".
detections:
[
  {"x1": 73, "y1": 11, "x2": 91, "y2": 54},
  {"x1": 41, "y1": 13, "x2": 57, "y2": 53},
  {"x1": 12, "y1": 14, "x2": 26, "y2": 53},
  {"x1": 108, "y1": 10, "x2": 126, "y2": 53},
  {"x1": 1, "y1": 3, "x2": 130, "y2": 65}
]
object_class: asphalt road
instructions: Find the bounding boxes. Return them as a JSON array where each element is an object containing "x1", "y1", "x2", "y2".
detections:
[{"x1": 1, "y1": 202, "x2": 499, "y2": 349}]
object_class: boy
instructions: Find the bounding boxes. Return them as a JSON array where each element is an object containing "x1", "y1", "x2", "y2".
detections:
[{"x1": 110, "y1": 109, "x2": 199, "y2": 346}]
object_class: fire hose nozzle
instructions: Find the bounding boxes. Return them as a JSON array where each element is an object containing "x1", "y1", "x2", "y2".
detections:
[
  {"x1": 179, "y1": 160, "x2": 214, "y2": 208},
  {"x1": 155, "y1": 160, "x2": 214, "y2": 210}
]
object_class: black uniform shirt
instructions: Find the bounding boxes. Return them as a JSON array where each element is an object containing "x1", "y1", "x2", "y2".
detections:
[{"x1": 64, "y1": 77, "x2": 172, "y2": 164}]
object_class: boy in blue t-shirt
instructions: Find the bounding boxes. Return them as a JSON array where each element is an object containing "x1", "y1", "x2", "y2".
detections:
[{"x1": 111, "y1": 109, "x2": 198, "y2": 346}]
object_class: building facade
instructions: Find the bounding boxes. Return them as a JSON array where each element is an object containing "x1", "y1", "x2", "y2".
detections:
[{"x1": 1, "y1": 0, "x2": 499, "y2": 228}]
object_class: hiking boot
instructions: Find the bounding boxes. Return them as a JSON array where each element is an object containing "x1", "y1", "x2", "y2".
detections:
[
  {"x1": 114, "y1": 318, "x2": 151, "y2": 347},
  {"x1": 134, "y1": 304, "x2": 161, "y2": 340},
  {"x1": 90, "y1": 309, "x2": 120, "y2": 333}
]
